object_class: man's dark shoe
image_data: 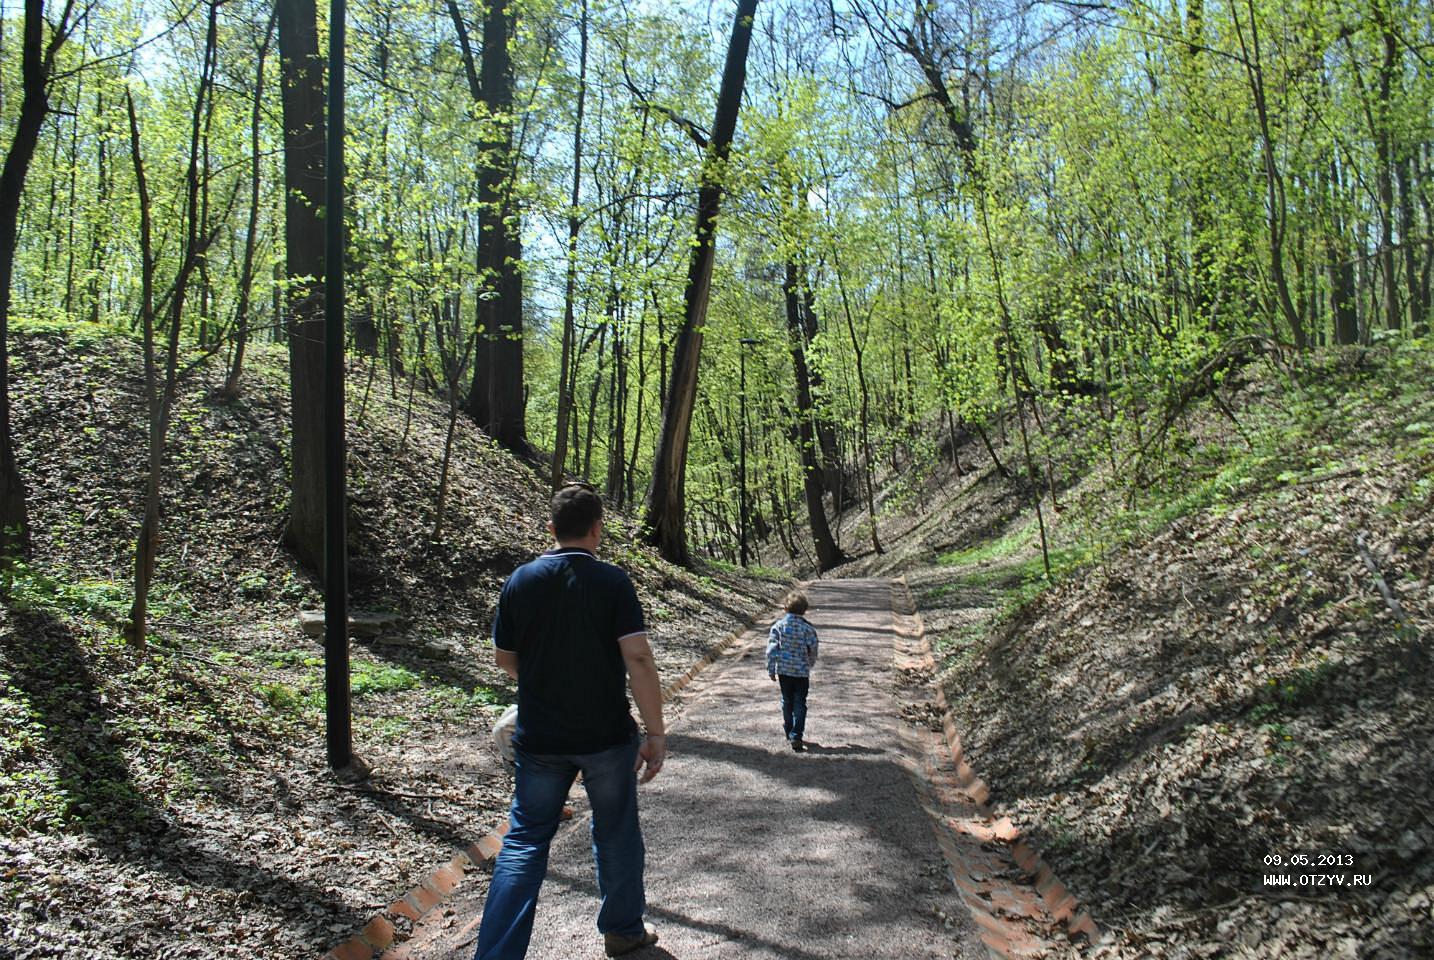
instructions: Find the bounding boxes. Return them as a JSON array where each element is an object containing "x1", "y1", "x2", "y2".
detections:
[
  {"x1": 791, "y1": 738, "x2": 805, "y2": 752},
  {"x1": 604, "y1": 922, "x2": 658, "y2": 957}
]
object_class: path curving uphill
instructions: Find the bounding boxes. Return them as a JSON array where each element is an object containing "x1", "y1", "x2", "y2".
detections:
[{"x1": 392, "y1": 579, "x2": 1078, "y2": 960}]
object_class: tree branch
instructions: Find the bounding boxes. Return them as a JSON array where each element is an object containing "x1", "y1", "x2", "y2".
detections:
[{"x1": 620, "y1": 61, "x2": 708, "y2": 149}]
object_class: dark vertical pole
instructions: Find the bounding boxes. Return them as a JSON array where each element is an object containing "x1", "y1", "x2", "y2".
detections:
[
  {"x1": 324, "y1": 0, "x2": 352, "y2": 770},
  {"x1": 738, "y1": 337, "x2": 758, "y2": 567}
]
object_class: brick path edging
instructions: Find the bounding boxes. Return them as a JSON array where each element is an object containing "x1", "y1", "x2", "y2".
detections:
[
  {"x1": 321, "y1": 587, "x2": 788, "y2": 960},
  {"x1": 892, "y1": 578, "x2": 1101, "y2": 957}
]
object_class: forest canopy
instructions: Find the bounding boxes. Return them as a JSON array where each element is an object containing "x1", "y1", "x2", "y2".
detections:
[{"x1": 0, "y1": 0, "x2": 1429, "y2": 571}]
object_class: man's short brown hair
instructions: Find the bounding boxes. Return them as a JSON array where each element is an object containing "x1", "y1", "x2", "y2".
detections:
[
  {"x1": 784, "y1": 591, "x2": 809, "y2": 615},
  {"x1": 551, "y1": 483, "x2": 603, "y2": 540}
]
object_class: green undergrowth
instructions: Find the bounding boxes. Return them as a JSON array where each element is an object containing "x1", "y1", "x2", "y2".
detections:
[
  {"x1": 0, "y1": 328, "x2": 516, "y2": 838},
  {"x1": 1118, "y1": 341, "x2": 1433, "y2": 537},
  {"x1": 0, "y1": 626, "x2": 281, "y2": 834},
  {"x1": 910, "y1": 340, "x2": 1434, "y2": 956},
  {"x1": 2, "y1": 561, "x2": 193, "y2": 634},
  {"x1": 924, "y1": 339, "x2": 1434, "y2": 659},
  {"x1": 253, "y1": 656, "x2": 503, "y2": 720},
  {"x1": 929, "y1": 520, "x2": 1092, "y2": 625}
]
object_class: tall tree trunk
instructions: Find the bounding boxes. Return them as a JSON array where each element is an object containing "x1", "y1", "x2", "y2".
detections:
[
  {"x1": 625, "y1": 291, "x2": 650, "y2": 510},
  {"x1": 1375, "y1": 24, "x2": 1401, "y2": 331},
  {"x1": 1182, "y1": 0, "x2": 1221, "y2": 331},
  {"x1": 224, "y1": 9, "x2": 277, "y2": 397},
  {"x1": 61, "y1": 30, "x2": 81, "y2": 320},
  {"x1": 582, "y1": 313, "x2": 608, "y2": 481},
  {"x1": 551, "y1": 0, "x2": 587, "y2": 489},
  {"x1": 784, "y1": 260, "x2": 848, "y2": 571},
  {"x1": 433, "y1": 321, "x2": 475, "y2": 541},
  {"x1": 452, "y1": 0, "x2": 529, "y2": 454},
  {"x1": 123, "y1": 89, "x2": 156, "y2": 642},
  {"x1": 1327, "y1": 159, "x2": 1359, "y2": 345},
  {"x1": 606, "y1": 315, "x2": 627, "y2": 502},
  {"x1": 642, "y1": 0, "x2": 758, "y2": 565},
  {"x1": 124, "y1": 1, "x2": 219, "y2": 644},
  {"x1": 829, "y1": 252, "x2": 883, "y2": 556},
  {"x1": 1396, "y1": 151, "x2": 1425, "y2": 337},
  {"x1": 0, "y1": 0, "x2": 65, "y2": 559},
  {"x1": 86, "y1": 86, "x2": 110, "y2": 326},
  {"x1": 797, "y1": 270, "x2": 843, "y2": 502},
  {"x1": 277, "y1": 0, "x2": 328, "y2": 570},
  {"x1": 1232, "y1": 0, "x2": 1305, "y2": 348}
]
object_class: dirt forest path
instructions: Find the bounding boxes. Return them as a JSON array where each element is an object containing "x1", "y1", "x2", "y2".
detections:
[{"x1": 396, "y1": 578, "x2": 998, "y2": 960}]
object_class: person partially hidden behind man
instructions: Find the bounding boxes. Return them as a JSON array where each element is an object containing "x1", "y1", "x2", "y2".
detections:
[{"x1": 475, "y1": 483, "x2": 666, "y2": 960}]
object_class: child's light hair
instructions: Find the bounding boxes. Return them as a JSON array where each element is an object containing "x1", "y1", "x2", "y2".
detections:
[{"x1": 784, "y1": 591, "x2": 809, "y2": 615}]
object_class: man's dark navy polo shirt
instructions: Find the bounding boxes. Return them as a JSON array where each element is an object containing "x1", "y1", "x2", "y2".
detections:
[{"x1": 492, "y1": 548, "x2": 647, "y2": 755}]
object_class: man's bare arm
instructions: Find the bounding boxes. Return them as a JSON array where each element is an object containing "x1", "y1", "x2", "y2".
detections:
[
  {"x1": 495, "y1": 647, "x2": 519, "y2": 680},
  {"x1": 619, "y1": 633, "x2": 666, "y2": 782}
]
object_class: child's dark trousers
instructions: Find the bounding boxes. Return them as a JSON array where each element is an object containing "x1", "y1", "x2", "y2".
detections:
[{"x1": 778, "y1": 674, "x2": 810, "y2": 742}]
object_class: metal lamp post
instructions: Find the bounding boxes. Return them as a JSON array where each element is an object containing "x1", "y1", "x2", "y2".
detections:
[
  {"x1": 324, "y1": 0, "x2": 353, "y2": 773},
  {"x1": 738, "y1": 337, "x2": 759, "y2": 567}
]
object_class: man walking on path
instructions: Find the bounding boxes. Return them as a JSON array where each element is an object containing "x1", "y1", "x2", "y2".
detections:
[
  {"x1": 475, "y1": 483, "x2": 666, "y2": 960},
  {"x1": 766, "y1": 590, "x2": 819, "y2": 751}
]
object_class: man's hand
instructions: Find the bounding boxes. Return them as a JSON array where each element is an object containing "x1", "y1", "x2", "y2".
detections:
[
  {"x1": 635, "y1": 734, "x2": 666, "y2": 783},
  {"x1": 769, "y1": 673, "x2": 777, "y2": 681}
]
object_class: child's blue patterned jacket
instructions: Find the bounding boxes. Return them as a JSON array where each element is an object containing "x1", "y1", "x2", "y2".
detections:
[{"x1": 766, "y1": 613, "x2": 819, "y2": 677}]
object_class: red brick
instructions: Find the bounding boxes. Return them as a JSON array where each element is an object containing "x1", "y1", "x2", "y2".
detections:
[
  {"x1": 495, "y1": 820, "x2": 510, "y2": 838},
  {"x1": 429, "y1": 865, "x2": 463, "y2": 896},
  {"x1": 329, "y1": 938, "x2": 373, "y2": 960},
  {"x1": 475, "y1": 834, "x2": 504, "y2": 863},
  {"x1": 409, "y1": 884, "x2": 441, "y2": 915},
  {"x1": 360, "y1": 916, "x2": 396, "y2": 950},
  {"x1": 387, "y1": 897, "x2": 420, "y2": 923},
  {"x1": 1039, "y1": 879, "x2": 1068, "y2": 909},
  {"x1": 968, "y1": 906, "x2": 1010, "y2": 936},
  {"x1": 952, "y1": 873, "x2": 984, "y2": 897},
  {"x1": 449, "y1": 851, "x2": 473, "y2": 872},
  {"x1": 378, "y1": 947, "x2": 412, "y2": 960}
]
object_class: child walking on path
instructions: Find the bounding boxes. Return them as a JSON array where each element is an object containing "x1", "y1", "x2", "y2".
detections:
[{"x1": 766, "y1": 591, "x2": 819, "y2": 751}]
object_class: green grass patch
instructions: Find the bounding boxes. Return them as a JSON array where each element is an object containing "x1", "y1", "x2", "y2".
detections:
[
  {"x1": 350, "y1": 661, "x2": 420, "y2": 697},
  {"x1": 937, "y1": 519, "x2": 1037, "y2": 568},
  {"x1": 428, "y1": 683, "x2": 509, "y2": 720},
  {"x1": 11, "y1": 314, "x2": 125, "y2": 350},
  {"x1": 3, "y1": 564, "x2": 130, "y2": 625},
  {"x1": 257, "y1": 680, "x2": 317, "y2": 714},
  {"x1": 1, "y1": 562, "x2": 194, "y2": 633},
  {"x1": 0, "y1": 769, "x2": 71, "y2": 832}
]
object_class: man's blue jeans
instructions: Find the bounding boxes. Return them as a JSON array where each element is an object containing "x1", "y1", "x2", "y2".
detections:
[
  {"x1": 474, "y1": 734, "x2": 646, "y2": 960},
  {"x1": 778, "y1": 674, "x2": 810, "y2": 741}
]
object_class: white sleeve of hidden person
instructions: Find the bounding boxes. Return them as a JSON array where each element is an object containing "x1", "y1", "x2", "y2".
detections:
[{"x1": 493, "y1": 703, "x2": 519, "y2": 765}]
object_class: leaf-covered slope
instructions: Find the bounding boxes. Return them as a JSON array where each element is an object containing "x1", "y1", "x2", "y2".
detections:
[
  {"x1": 906, "y1": 345, "x2": 1434, "y2": 956},
  {"x1": 0, "y1": 324, "x2": 784, "y2": 959}
]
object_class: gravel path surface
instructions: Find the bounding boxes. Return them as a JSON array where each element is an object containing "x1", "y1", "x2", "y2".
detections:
[{"x1": 404, "y1": 579, "x2": 985, "y2": 960}]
